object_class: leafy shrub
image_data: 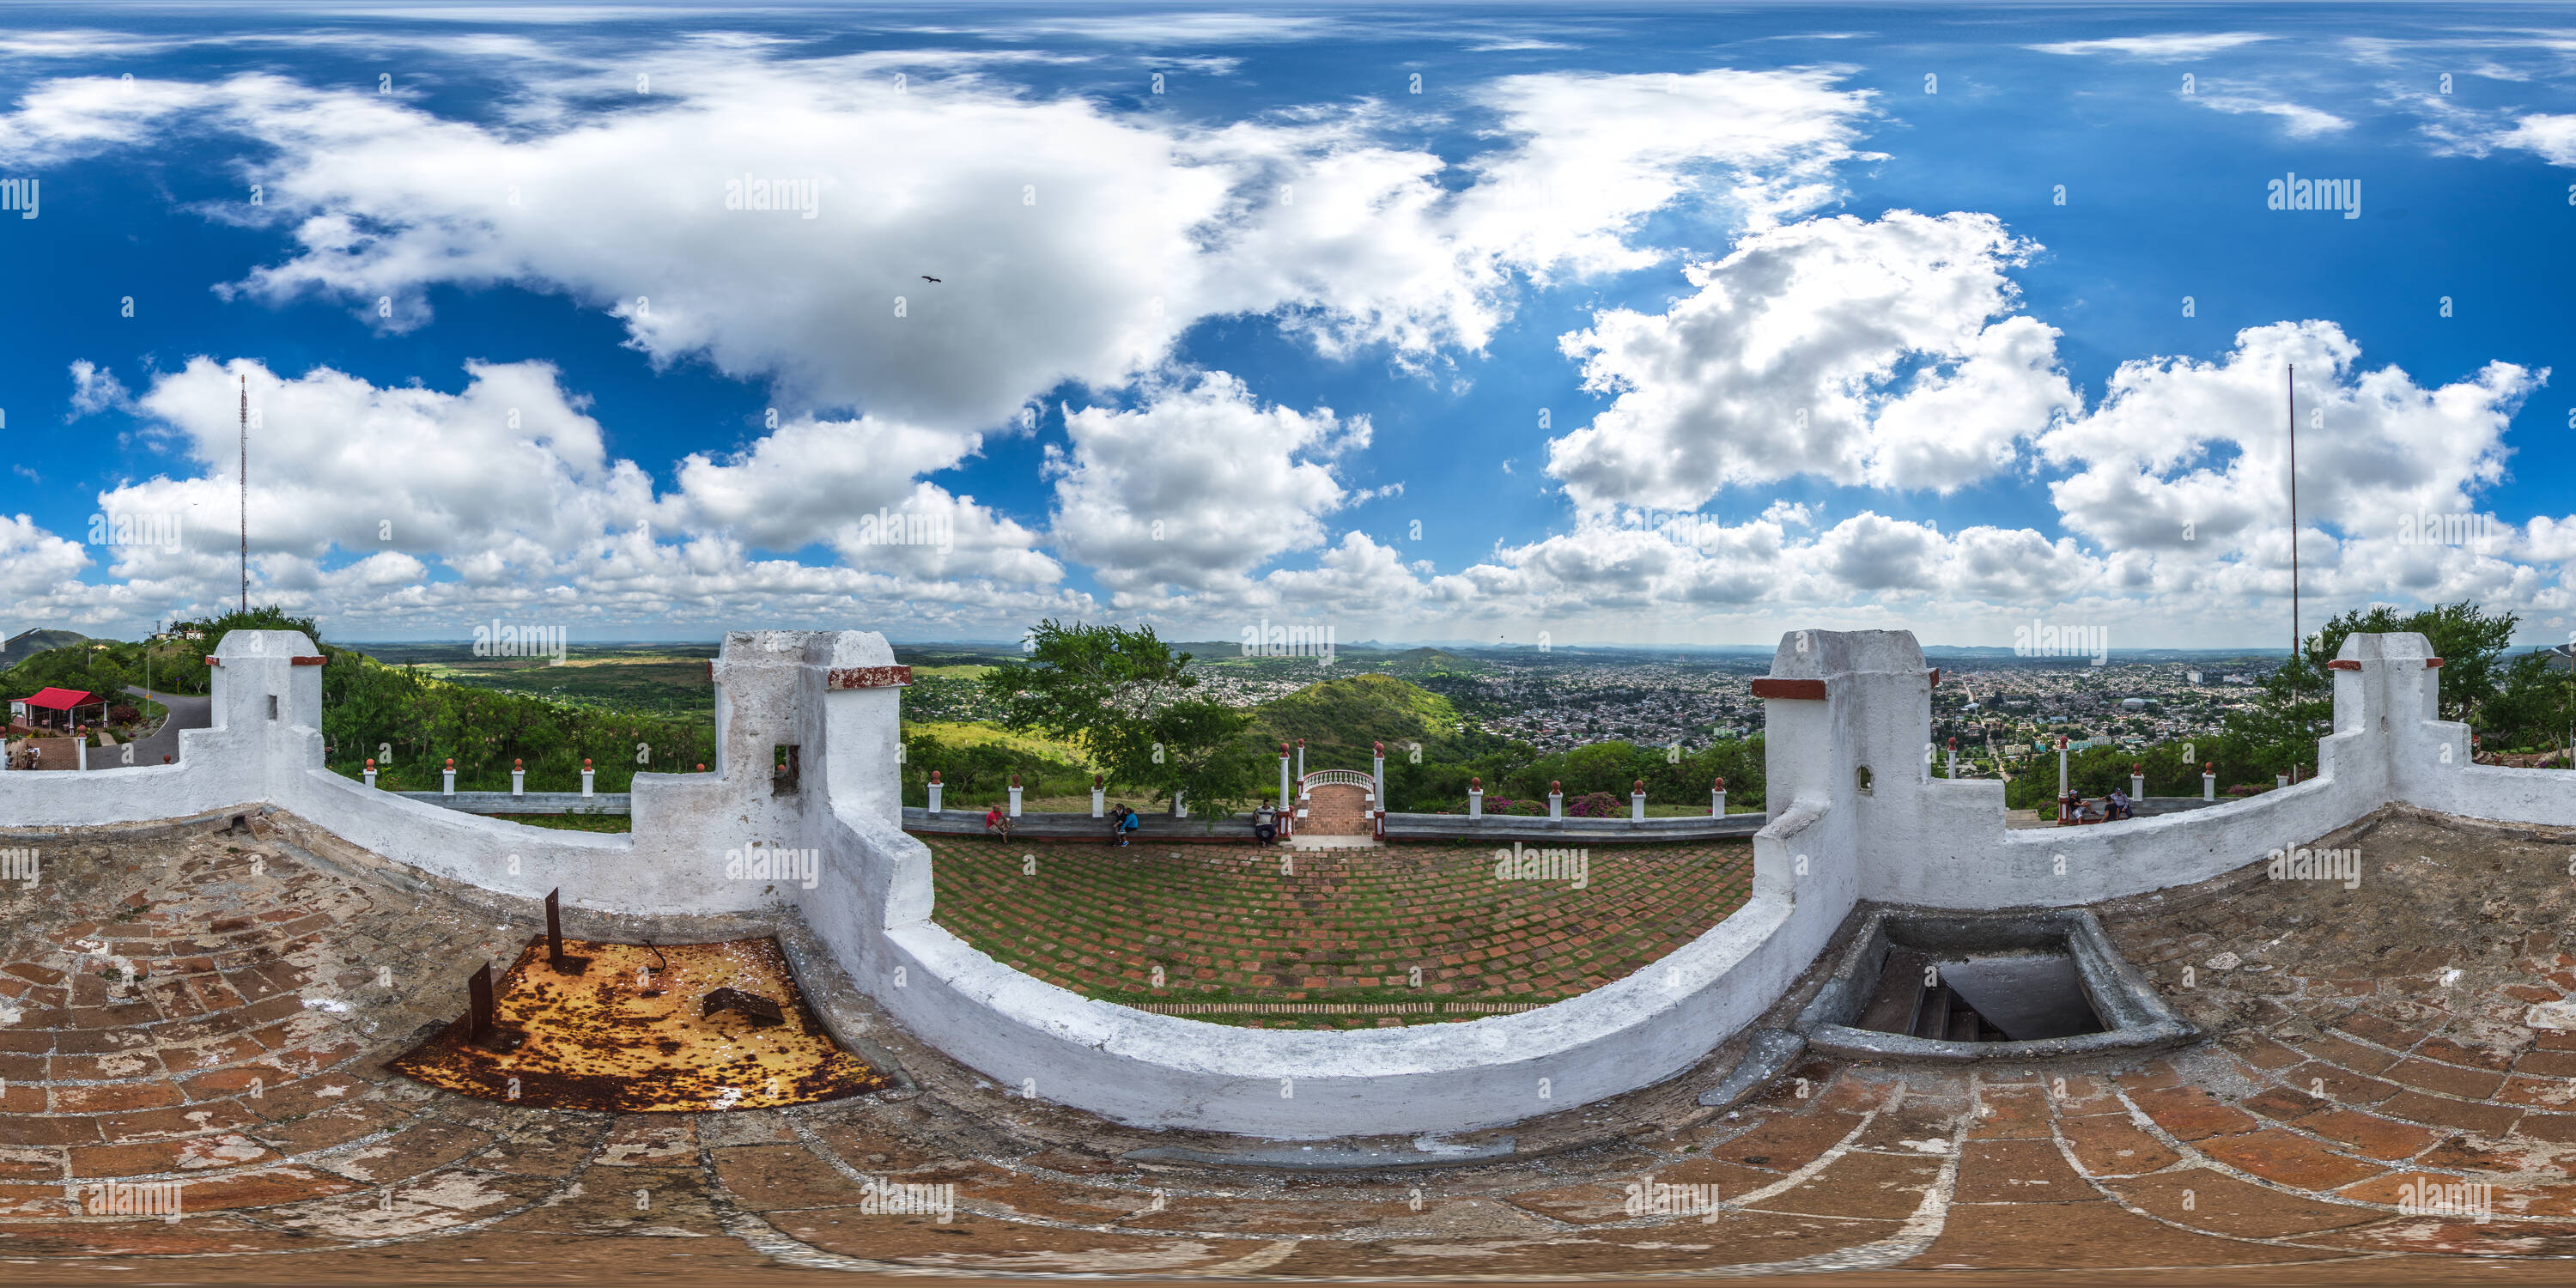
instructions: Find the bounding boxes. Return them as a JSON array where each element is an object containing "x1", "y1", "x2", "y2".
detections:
[{"x1": 1566, "y1": 791, "x2": 1625, "y2": 817}]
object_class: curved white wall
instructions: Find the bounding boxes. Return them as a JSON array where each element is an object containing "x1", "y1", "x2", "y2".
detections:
[{"x1": 4, "y1": 625, "x2": 2567, "y2": 1139}]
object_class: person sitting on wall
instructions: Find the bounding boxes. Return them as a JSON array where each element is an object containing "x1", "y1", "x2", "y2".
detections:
[
  {"x1": 1119, "y1": 805, "x2": 1142, "y2": 847},
  {"x1": 983, "y1": 803, "x2": 1012, "y2": 841},
  {"x1": 1253, "y1": 800, "x2": 1278, "y2": 845},
  {"x1": 2108, "y1": 787, "x2": 2132, "y2": 820}
]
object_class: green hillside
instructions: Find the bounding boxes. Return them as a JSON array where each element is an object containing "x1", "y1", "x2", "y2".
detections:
[
  {"x1": 3, "y1": 629, "x2": 91, "y2": 671},
  {"x1": 1247, "y1": 672, "x2": 1467, "y2": 769}
]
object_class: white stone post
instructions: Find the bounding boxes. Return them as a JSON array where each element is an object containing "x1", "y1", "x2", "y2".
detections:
[
  {"x1": 1946, "y1": 737, "x2": 1958, "y2": 779},
  {"x1": 581, "y1": 758, "x2": 594, "y2": 798},
  {"x1": 1007, "y1": 775, "x2": 1022, "y2": 817},
  {"x1": 2202, "y1": 762, "x2": 2215, "y2": 800},
  {"x1": 1091, "y1": 774, "x2": 1105, "y2": 818},
  {"x1": 511, "y1": 758, "x2": 525, "y2": 797},
  {"x1": 1174, "y1": 789, "x2": 1188, "y2": 818},
  {"x1": 443, "y1": 758, "x2": 457, "y2": 796},
  {"x1": 1296, "y1": 738, "x2": 1304, "y2": 781},
  {"x1": 1548, "y1": 780, "x2": 1562, "y2": 820},
  {"x1": 1711, "y1": 776, "x2": 1726, "y2": 817},
  {"x1": 1277, "y1": 744, "x2": 1291, "y2": 817},
  {"x1": 2056, "y1": 735, "x2": 2069, "y2": 822},
  {"x1": 2129, "y1": 763, "x2": 2144, "y2": 801},
  {"x1": 77, "y1": 738, "x2": 88, "y2": 771},
  {"x1": 364, "y1": 758, "x2": 377, "y2": 789},
  {"x1": 1467, "y1": 776, "x2": 1483, "y2": 818},
  {"x1": 1371, "y1": 741, "x2": 1385, "y2": 805},
  {"x1": 2275, "y1": 772, "x2": 2288, "y2": 789},
  {"x1": 1630, "y1": 779, "x2": 1646, "y2": 822},
  {"x1": 927, "y1": 770, "x2": 942, "y2": 814}
]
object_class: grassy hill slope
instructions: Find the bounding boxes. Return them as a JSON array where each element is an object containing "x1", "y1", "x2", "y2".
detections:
[
  {"x1": 1246, "y1": 672, "x2": 1467, "y2": 769},
  {"x1": 3, "y1": 629, "x2": 92, "y2": 671}
]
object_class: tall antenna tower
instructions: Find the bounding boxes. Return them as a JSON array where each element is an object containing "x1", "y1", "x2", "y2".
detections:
[
  {"x1": 238, "y1": 374, "x2": 248, "y2": 614},
  {"x1": 2287, "y1": 363, "x2": 2299, "y2": 662}
]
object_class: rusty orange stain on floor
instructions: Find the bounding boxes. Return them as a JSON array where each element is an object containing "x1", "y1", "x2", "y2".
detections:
[{"x1": 388, "y1": 936, "x2": 889, "y2": 1111}]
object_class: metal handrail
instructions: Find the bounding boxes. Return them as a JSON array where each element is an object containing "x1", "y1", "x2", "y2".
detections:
[{"x1": 1299, "y1": 769, "x2": 1376, "y2": 790}]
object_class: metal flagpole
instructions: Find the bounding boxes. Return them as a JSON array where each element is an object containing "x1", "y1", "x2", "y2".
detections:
[{"x1": 239, "y1": 375, "x2": 249, "y2": 615}]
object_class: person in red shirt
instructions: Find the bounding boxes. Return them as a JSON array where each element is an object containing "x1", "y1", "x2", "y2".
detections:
[{"x1": 984, "y1": 804, "x2": 1011, "y2": 840}]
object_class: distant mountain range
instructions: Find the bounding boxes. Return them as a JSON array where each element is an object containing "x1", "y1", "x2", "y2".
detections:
[
  {"x1": 2, "y1": 629, "x2": 91, "y2": 670},
  {"x1": 1170, "y1": 638, "x2": 2287, "y2": 662}
]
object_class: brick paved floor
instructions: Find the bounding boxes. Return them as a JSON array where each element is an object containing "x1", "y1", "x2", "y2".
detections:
[
  {"x1": 1299, "y1": 782, "x2": 1373, "y2": 836},
  {"x1": 2, "y1": 806, "x2": 2573, "y2": 1285},
  {"x1": 922, "y1": 835, "x2": 1755, "y2": 1025}
]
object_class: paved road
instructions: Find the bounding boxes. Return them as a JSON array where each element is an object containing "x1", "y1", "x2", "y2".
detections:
[{"x1": 97, "y1": 683, "x2": 211, "y2": 768}]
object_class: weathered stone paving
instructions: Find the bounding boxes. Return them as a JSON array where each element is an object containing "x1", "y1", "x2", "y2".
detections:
[
  {"x1": 924, "y1": 835, "x2": 1753, "y2": 1024},
  {"x1": 0, "y1": 807, "x2": 2571, "y2": 1284}
]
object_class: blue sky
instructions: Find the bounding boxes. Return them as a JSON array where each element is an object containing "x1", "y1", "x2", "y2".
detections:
[{"x1": 0, "y1": 3, "x2": 2570, "y2": 647}]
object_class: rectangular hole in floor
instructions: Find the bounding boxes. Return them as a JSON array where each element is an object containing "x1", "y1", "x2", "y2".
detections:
[{"x1": 1854, "y1": 946, "x2": 2105, "y2": 1044}]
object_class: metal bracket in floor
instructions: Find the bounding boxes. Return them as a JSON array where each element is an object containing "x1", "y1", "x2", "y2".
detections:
[{"x1": 1697, "y1": 1026, "x2": 1808, "y2": 1109}]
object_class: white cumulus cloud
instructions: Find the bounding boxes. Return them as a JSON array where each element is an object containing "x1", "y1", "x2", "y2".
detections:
[
  {"x1": 1546, "y1": 210, "x2": 2076, "y2": 510},
  {"x1": 1047, "y1": 372, "x2": 1370, "y2": 605}
]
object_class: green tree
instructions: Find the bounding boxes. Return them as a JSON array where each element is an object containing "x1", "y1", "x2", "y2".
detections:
[
  {"x1": 2226, "y1": 599, "x2": 2521, "y2": 778},
  {"x1": 981, "y1": 620, "x2": 1264, "y2": 814},
  {"x1": 2484, "y1": 649, "x2": 2575, "y2": 756},
  {"x1": 897, "y1": 728, "x2": 1091, "y2": 808}
]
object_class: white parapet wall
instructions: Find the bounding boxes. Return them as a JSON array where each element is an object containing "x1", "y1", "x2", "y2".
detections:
[
  {"x1": 802, "y1": 628, "x2": 1869, "y2": 1137},
  {"x1": 2, "y1": 624, "x2": 2567, "y2": 1139},
  {"x1": 0, "y1": 629, "x2": 292, "y2": 827},
  {"x1": 1866, "y1": 629, "x2": 2571, "y2": 908}
]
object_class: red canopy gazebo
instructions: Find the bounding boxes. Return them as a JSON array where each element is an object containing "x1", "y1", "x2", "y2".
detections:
[{"x1": 11, "y1": 687, "x2": 100, "y2": 734}]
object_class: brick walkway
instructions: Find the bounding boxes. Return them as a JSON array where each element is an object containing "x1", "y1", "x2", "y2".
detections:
[
  {"x1": 2, "y1": 808, "x2": 2573, "y2": 1284},
  {"x1": 1300, "y1": 782, "x2": 1373, "y2": 836},
  {"x1": 923, "y1": 835, "x2": 1754, "y2": 1025}
]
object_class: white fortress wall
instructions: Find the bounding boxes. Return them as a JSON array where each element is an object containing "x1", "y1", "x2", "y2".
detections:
[{"x1": 3, "y1": 626, "x2": 2568, "y2": 1137}]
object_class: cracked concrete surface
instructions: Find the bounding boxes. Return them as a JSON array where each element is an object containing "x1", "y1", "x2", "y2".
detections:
[{"x1": 1, "y1": 806, "x2": 2573, "y2": 1285}]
